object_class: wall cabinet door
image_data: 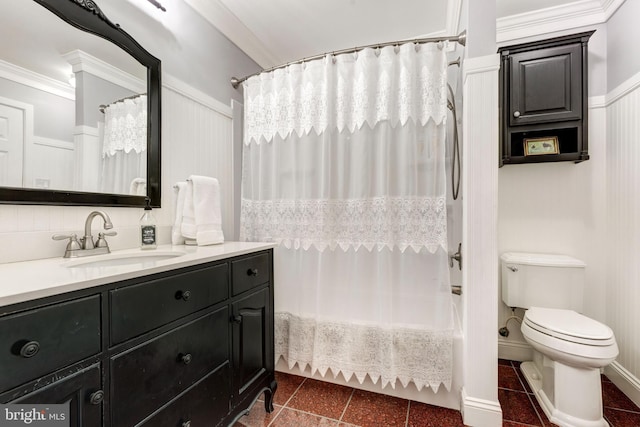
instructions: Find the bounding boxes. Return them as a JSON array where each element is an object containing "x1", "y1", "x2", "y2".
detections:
[
  {"x1": 12, "y1": 364, "x2": 103, "y2": 427},
  {"x1": 231, "y1": 287, "x2": 273, "y2": 404},
  {"x1": 508, "y1": 43, "x2": 582, "y2": 126}
]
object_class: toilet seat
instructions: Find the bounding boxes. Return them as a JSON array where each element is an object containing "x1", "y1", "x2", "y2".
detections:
[{"x1": 524, "y1": 307, "x2": 616, "y2": 346}]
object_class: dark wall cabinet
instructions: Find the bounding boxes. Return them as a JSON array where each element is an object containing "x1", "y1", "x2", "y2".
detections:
[
  {"x1": 499, "y1": 31, "x2": 595, "y2": 166},
  {"x1": 0, "y1": 249, "x2": 276, "y2": 427}
]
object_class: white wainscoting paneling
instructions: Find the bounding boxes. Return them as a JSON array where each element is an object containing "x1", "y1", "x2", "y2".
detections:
[
  {"x1": 605, "y1": 71, "x2": 640, "y2": 407},
  {"x1": 461, "y1": 53, "x2": 502, "y2": 427},
  {"x1": 161, "y1": 85, "x2": 234, "y2": 240}
]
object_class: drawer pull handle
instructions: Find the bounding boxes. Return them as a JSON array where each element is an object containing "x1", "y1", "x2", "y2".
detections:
[
  {"x1": 182, "y1": 421, "x2": 191, "y2": 427},
  {"x1": 513, "y1": 110, "x2": 521, "y2": 118},
  {"x1": 179, "y1": 353, "x2": 192, "y2": 365},
  {"x1": 247, "y1": 268, "x2": 259, "y2": 276},
  {"x1": 175, "y1": 290, "x2": 191, "y2": 301},
  {"x1": 19, "y1": 341, "x2": 40, "y2": 358},
  {"x1": 89, "y1": 390, "x2": 104, "y2": 405},
  {"x1": 232, "y1": 315, "x2": 243, "y2": 324}
]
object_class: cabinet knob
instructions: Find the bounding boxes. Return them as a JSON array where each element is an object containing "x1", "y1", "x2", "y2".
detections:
[
  {"x1": 19, "y1": 341, "x2": 40, "y2": 358},
  {"x1": 232, "y1": 315, "x2": 243, "y2": 324},
  {"x1": 182, "y1": 421, "x2": 191, "y2": 427},
  {"x1": 247, "y1": 268, "x2": 258, "y2": 276},
  {"x1": 175, "y1": 290, "x2": 191, "y2": 301},
  {"x1": 179, "y1": 353, "x2": 192, "y2": 365},
  {"x1": 89, "y1": 390, "x2": 104, "y2": 405},
  {"x1": 513, "y1": 111, "x2": 521, "y2": 118}
]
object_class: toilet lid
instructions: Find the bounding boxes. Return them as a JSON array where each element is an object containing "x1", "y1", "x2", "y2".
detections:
[{"x1": 524, "y1": 307, "x2": 615, "y2": 346}]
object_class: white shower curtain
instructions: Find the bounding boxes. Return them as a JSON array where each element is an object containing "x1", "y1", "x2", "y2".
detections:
[
  {"x1": 99, "y1": 95, "x2": 147, "y2": 194},
  {"x1": 240, "y1": 42, "x2": 454, "y2": 391}
]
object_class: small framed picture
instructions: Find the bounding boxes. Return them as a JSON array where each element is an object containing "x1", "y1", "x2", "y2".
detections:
[{"x1": 523, "y1": 136, "x2": 559, "y2": 156}]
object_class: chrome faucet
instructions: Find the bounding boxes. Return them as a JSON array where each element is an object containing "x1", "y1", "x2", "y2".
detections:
[
  {"x1": 52, "y1": 210, "x2": 117, "y2": 258},
  {"x1": 83, "y1": 210, "x2": 113, "y2": 249}
]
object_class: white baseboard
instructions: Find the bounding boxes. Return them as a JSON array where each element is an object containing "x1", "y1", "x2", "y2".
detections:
[
  {"x1": 498, "y1": 338, "x2": 533, "y2": 362},
  {"x1": 604, "y1": 361, "x2": 640, "y2": 408},
  {"x1": 461, "y1": 388, "x2": 503, "y2": 427}
]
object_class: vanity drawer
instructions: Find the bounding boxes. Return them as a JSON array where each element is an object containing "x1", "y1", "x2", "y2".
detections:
[
  {"x1": 231, "y1": 252, "x2": 270, "y2": 295},
  {"x1": 110, "y1": 306, "x2": 229, "y2": 427},
  {"x1": 0, "y1": 295, "x2": 101, "y2": 393},
  {"x1": 110, "y1": 263, "x2": 228, "y2": 344},
  {"x1": 139, "y1": 363, "x2": 230, "y2": 427}
]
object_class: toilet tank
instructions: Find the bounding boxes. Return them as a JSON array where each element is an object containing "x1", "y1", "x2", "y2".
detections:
[{"x1": 501, "y1": 252, "x2": 586, "y2": 311}]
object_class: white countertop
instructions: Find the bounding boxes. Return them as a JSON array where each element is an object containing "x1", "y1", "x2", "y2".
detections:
[{"x1": 0, "y1": 242, "x2": 276, "y2": 308}]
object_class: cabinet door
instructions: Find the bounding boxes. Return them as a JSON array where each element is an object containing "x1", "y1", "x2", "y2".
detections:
[
  {"x1": 11, "y1": 364, "x2": 102, "y2": 427},
  {"x1": 509, "y1": 43, "x2": 582, "y2": 126},
  {"x1": 231, "y1": 287, "x2": 272, "y2": 403}
]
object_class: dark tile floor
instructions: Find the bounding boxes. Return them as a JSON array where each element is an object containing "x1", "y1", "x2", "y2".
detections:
[
  {"x1": 499, "y1": 359, "x2": 640, "y2": 427},
  {"x1": 233, "y1": 360, "x2": 640, "y2": 426}
]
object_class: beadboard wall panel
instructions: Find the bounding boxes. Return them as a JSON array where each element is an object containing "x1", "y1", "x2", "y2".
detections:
[{"x1": 605, "y1": 74, "x2": 640, "y2": 400}]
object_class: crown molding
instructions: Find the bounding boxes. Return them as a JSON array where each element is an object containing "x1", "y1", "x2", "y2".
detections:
[
  {"x1": 183, "y1": 0, "x2": 282, "y2": 69},
  {"x1": 0, "y1": 60, "x2": 75, "y2": 100},
  {"x1": 62, "y1": 50, "x2": 145, "y2": 94},
  {"x1": 497, "y1": 0, "x2": 626, "y2": 44}
]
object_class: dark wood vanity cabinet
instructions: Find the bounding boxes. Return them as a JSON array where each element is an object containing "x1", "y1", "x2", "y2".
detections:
[
  {"x1": 499, "y1": 31, "x2": 594, "y2": 166},
  {"x1": 0, "y1": 249, "x2": 276, "y2": 427}
]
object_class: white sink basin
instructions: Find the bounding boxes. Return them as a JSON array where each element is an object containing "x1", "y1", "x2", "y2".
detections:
[{"x1": 65, "y1": 251, "x2": 185, "y2": 268}]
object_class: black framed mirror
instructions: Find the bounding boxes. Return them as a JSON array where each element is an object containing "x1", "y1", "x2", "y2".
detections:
[{"x1": 0, "y1": 0, "x2": 161, "y2": 207}]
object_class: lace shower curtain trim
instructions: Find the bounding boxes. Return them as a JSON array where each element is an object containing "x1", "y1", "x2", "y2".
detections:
[
  {"x1": 275, "y1": 312, "x2": 453, "y2": 392},
  {"x1": 240, "y1": 195, "x2": 447, "y2": 253},
  {"x1": 102, "y1": 95, "x2": 147, "y2": 157},
  {"x1": 243, "y1": 43, "x2": 448, "y2": 145}
]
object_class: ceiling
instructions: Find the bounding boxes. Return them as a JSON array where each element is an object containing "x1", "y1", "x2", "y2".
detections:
[{"x1": 185, "y1": 0, "x2": 625, "y2": 69}]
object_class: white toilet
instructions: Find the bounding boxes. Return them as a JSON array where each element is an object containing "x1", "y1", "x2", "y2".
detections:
[{"x1": 501, "y1": 252, "x2": 618, "y2": 427}]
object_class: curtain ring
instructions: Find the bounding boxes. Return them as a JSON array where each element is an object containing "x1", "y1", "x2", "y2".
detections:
[
  {"x1": 375, "y1": 46, "x2": 381, "y2": 57},
  {"x1": 415, "y1": 43, "x2": 421, "y2": 52},
  {"x1": 332, "y1": 55, "x2": 337, "y2": 64},
  {"x1": 353, "y1": 50, "x2": 358, "y2": 60},
  {"x1": 394, "y1": 44, "x2": 400, "y2": 54}
]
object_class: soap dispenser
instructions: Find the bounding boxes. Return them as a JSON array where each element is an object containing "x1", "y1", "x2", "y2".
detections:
[{"x1": 140, "y1": 198, "x2": 157, "y2": 249}]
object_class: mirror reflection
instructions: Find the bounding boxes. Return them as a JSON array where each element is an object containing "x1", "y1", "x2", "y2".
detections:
[{"x1": 0, "y1": 1, "x2": 148, "y2": 196}]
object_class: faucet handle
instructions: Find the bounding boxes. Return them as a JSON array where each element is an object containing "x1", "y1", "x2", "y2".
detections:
[
  {"x1": 95, "y1": 231, "x2": 117, "y2": 249},
  {"x1": 52, "y1": 234, "x2": 82, "y2": 257}
]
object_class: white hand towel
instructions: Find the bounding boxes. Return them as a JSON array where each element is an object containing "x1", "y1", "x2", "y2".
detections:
[
  {"x1": 181, "y1": 180, "x2": 197, "y2": 240},
  {"x1": 129, "y1": 177, "x2": 147, "y2": 196},
  {"x1": 189, "y1": 175, "x2": 224, "y2": 246},
  {"x1": 171, "y1": 182, "x2": 187, "y2": 245}
]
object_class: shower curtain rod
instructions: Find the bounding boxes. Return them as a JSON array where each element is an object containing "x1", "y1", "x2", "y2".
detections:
[
  {"x1": 231, "y1": 30, "x2": 466, "y2": 88},
  {"x1": 99, "y1": 93, "x2": 147, "y2": 113}
]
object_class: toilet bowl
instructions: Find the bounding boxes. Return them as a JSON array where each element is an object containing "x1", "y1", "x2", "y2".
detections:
[
  {"x1": 521, "y1": 307, "x2": 618, "y2": 427},
  {"x1": 500, "y1": 252, "x2": 619, "y2": 427}
]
